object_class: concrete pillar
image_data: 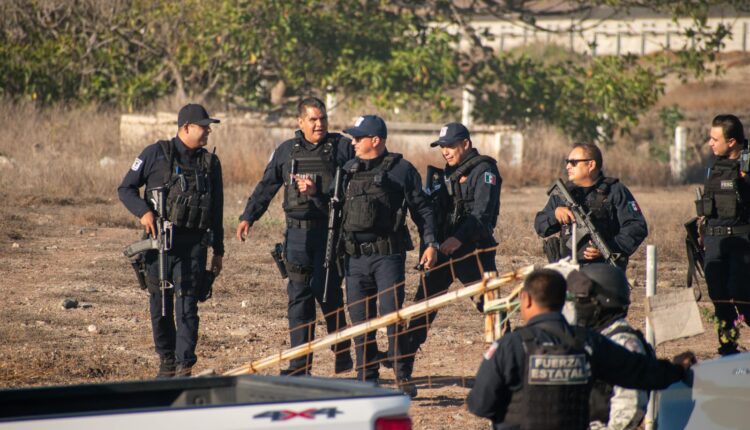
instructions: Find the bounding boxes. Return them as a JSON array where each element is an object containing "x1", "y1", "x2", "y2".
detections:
[
  {"x1": 462, "y1": 85, "x2": 475, "y2": 128},
  {"x1": 510, "y1": 132, "x2": 524, "y2": 166},
  {"x1": 645, "y1": 245, "x2": 657, "y2": 430},
  {"x1": 325, "y1": 88, "x2": 337, "y2": 120},
  {"x1": 670, "y1": 126, "x2": 687, "y2": 182}
]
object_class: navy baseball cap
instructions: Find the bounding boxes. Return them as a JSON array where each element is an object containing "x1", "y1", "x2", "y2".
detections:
[
  {"x1": 430, "y1": 122, "x2": 470, "y2": 147},
  {"x1": 344, "y1": 115, "x2": 387, "y2": 139},
  {"x1": 177, "y1": 104, "x2": 220, "y2": 127}
]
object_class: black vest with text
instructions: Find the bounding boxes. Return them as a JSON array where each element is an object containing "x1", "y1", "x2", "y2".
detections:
[
  {"x1": 698, "y1": 158, "x2": 750, "y2": 223},
  {"x1": 444, "y1": 153, "x2": 499, "y2": 239},
  {"x1": 283, "y1": 133, "x2": 341, "y2": 216},
  {"x1": 503, "y1": 324, "x2": 593, "y2": 430}
]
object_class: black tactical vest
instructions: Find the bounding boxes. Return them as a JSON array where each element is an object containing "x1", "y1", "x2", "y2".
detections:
[
  {"x1": 159, "y1": 140, "x2": 216, "y2": 230},
  {"x1": 444, "y1": 153, "x2": 499, "y2": 237},
  {"x1": 503, "y1": 324, "x2": 593, "y2": 430},
  {"x1": 283, "y1": 134, "x2": 339, "y2": 214},
  {"x1": 342, "y1": 153, "x2": 405, "y2": 236},
  {"x1": 561, "y1": 177, "x2": 619, "y2": 247},
  {"x1": 697, "y1": 158, "x2": 750, "y2": 221}
]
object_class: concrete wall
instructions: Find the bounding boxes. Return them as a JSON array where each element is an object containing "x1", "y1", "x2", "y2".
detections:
[{"x1": 120, "y1": 113, "x2": 522, "y2": 166}]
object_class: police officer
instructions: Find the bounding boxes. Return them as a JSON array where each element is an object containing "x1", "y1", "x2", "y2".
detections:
[
  {"x1": 118, "y1": 103, "x2": 224, "y2": 377},
  {"x1": 467, "y1": 269, "x2": 694, "y2": 430},
  {"x1": 534, "y1": 143, "x2": 647, "y2": 269},
  {"x1": 698, "y1": 114, "x2": 750, "y2": 356},
  {"x1": 236, "y1": 97, "x2": 352, "y2": 375},
  {"x1": 567, "y1": 264, "x2": 650, "y2": 430},
  {"x1": 340, "y1": 115, "x2": 438, "y2": 396},
  {"x1": 405, "y1": 122, "x2": 501, "y2": 356}
]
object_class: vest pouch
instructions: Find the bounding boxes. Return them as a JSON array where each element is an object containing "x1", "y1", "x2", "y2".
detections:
[
  {"x1": 342, "y1": 198, "x2": 378, "y2": 232},
  {"x1": 714, "y1": 193, "x2": 738, "y2": 218},
  {"x1": 695, "y1": 197, "x2": 714, "y2": 217},
  {"x1": 197, "y1": 195, "x2": 212, "y2": 230},
  {"x1": 168, "y1": 195, "x2": 188, "y2": 227},
  {"x1": 185, "y1": 196, "x2": 201, "y2": 229}
]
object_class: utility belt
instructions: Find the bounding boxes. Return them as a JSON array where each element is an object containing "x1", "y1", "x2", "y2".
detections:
[
  {"x1": 704, "y1": 224, "x2": 750, "y2": 236},
  {"x1": 286, "y1": 217, "x2": 327, "y2": 229},
  {"x1": 344, "y1": 235, "x2": 405, "y2": 257}
]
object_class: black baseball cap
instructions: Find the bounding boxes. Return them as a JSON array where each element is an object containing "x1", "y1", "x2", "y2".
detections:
[
  {"x1": 344, "y1": 115, "x2": 387, "y2": 139},
  {"x1": 430, "y1": 122, "x2": 470, "y2": 147},
  {"x1": 177, "y1": 104, "x2": 220, "y2": 127}
]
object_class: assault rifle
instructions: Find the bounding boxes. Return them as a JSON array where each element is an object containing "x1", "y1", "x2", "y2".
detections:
[
  {"x1": 684, "y1": 187, "x2": 705, "y2": 300},
  {"x1": 123, "y1": 187, "x2": 174, "y2": 316},
  {"x1": 323, "y1": 168, "x2": 344, "y2": 303},
  {"x1": 547, "y1": 178, "x2": 623, "y2": 267}
]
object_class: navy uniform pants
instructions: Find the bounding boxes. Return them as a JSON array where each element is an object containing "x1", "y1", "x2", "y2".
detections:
[
  {"x1": 406, "y1": 248, "x2": 496, "y2": 352},
  {"x1": 146, "y1": 237, "x2": 205, "y2": 368},
  {"x1": 284, "y1": 227, "x2": 350, "y2": 373},
  {"x1": 704, "y1": 233, "x2": 750, "y2": 348},
  {"x1": 345, "y1": 252, "x2": 411, "y2": 381}
]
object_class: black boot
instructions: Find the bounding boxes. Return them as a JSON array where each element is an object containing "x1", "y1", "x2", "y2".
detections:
[
  {"x1": 175, "y1": 364, "x2": 192, "y2": 377},
  {"x1": 156, "y1": 354, "x2": 176, "y2": 379}
]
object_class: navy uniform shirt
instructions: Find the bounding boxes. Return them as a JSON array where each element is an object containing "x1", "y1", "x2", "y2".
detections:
[
  {"x1": 533, "y1": 176, "x2": 647, "y2": 258},
  {"x1": 342, "y1": 151, "x2": 437, "y2": 246},
  {"x1": 239, "y1": 130, "x2": 354, "y2": 223},
  {"x1": 467, "y1": 312, "x2": 686, "y2": 424},
  {"x1": 117, "y1": 136, "x2": 225, "y2": 256},
  {"x1": 444, "y1": 148, "x2": 501, "y2": 246}
]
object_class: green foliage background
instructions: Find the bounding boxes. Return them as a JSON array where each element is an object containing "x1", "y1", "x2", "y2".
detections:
[{"x1": 0, "y1": 0, "x2": 740, "y2": 141}]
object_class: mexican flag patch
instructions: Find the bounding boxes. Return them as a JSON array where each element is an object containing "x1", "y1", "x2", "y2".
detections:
[
  {"x1": 484, "y1": 172, "x2": 497, "y2": 185},
  {"x1": 628, "y1": 200, "x2": 641, "y2": 213}
]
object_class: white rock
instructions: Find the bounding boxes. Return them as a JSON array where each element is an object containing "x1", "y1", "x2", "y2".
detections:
[
  {"x1": 241, "y1": 300, "x2": 249, "y2": 308},
  {"x1": 11, "y1": 243, "x2": 19, "y2": 248},
  {"x1": 0, "y1": 156, "x2": 16, "y2": 169},
  {"x1": 87, "y1": 324, "x2": 98, "y2": 333},
  {"x1": 99, "y1": 157, "x2": 116, "y2": 167}
]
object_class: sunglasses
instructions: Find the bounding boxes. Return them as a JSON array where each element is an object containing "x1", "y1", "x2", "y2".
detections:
[{"x1": 565, "y1": 158, "x2": 592, "y2": 166}]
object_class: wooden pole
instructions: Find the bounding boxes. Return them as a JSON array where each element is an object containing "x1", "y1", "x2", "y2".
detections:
[{"x1": 224, "y1": 265, "x2": 534, "y2": 376}]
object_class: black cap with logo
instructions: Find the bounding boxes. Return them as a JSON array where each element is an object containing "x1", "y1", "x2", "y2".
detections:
[
  {"x1": 344, "y1": 115, "x2": 388, "y2": 139},
  {"x1": 430, "y1": 122, "x2": 470, "y2": 147}
]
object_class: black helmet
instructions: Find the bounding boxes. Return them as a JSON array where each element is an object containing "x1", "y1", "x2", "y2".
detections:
[{"x1": 568, "y1": 263, "x2": 630, "y2": 309}]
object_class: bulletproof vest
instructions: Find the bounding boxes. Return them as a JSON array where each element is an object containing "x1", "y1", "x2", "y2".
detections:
[
  {"x1": 159, "y1": 140, "x2": 215, "y2": 230},
  {"x1": 444, "y1": 153, "x2": 499, "y2": 236},
  {"x1": 283, "y1": 134, "x2": 339, "y2": 214},
  {"x1": 503, "y1": 324, "x2": 593, "y2": 430},
  {"x1": 697, "y1": 158, "x2": 750, "y2": 221},
  {"x1": 342, "y1": 153, "x2": 405, "y2": 236},
  {"x1": 561, "y1": 177, "x2": 619, "y2": 248},
  {"x1": 589, "y1": 325, "x2": 653, "y2": 424}
]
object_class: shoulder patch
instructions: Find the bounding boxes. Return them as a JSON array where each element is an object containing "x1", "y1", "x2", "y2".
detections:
[
  {"x1": 627, "y1": 200, "x2": 640, "y2": 213},
  {"x1": 484, "y1": 341, "x2": 499, "y2": 360},
  {"x1": 131, "y1": 158, "x2": 143, "y2": 171},
  {"x1": 483, "y1": 171, "x2": 497, "y2": 185}
]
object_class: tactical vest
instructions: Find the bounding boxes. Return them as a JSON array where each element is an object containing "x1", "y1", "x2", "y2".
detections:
[
  {"x1": 697, "y1": 158, "x2": 750, "y2": 221},
  {"x1": 342, "y1": 153, "x2": 406, "y2": 236},
  {"x1": 444, "y1": 154, "x2": 499, "y2": 237},
  {"x1": 159, "y1": 140, "x2": 216, "y2": 230},
  {"x1": 589, "y1": 325, "x2": 653, "y2": 424},
  {"x1": 503, "y1": 324, "x2": 593, "y2": 430},
  {"x1": 283, "y1": 134, "x2": 339, "y2": 214},
  {"x1": 560, "y1": 177, "x2": 619, "y2": 248}
]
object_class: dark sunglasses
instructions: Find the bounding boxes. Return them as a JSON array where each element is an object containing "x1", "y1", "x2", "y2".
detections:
[{"x1": 565, "y1": 158, "x2": 592, "y2": 166}]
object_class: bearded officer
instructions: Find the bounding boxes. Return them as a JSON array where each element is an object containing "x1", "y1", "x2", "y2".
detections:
[{"x1": 467, "y1": 268, "x2": 694, "y2": 430}]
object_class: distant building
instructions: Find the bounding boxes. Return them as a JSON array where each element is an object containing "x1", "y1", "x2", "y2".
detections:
[{"x1": 465, "y1": 5, "x2": 750, "y2": 55}]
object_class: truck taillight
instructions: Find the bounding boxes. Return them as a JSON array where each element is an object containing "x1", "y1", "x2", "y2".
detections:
[{"x1": 374, "y1": 416, "x2": 412, "y2": 430}]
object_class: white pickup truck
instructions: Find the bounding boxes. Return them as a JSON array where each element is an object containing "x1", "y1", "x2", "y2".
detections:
[{"x1": 0, "y1": 375, "x2": 411, "y2": 430}]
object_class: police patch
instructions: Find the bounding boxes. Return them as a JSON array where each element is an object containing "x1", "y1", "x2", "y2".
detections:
[
  {"x1": 131, "y1": 158, "x2": 143, "y2": 171},
  {"x1": 528, "y1": 353, "x2": 590, "y2": 385},
  {"x1": 484, "y1": 172, "x2": 497, "y2": 185},
  {"x1": 627, "y1": 201, "x2": 640, "y2": 213},
  {"x1": 439, "y1": 126, "x2": 448, "y2": 137}
]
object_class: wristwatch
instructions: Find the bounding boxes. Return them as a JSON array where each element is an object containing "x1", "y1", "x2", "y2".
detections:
[{"x1": 427, "y1": 241, "x2": 440, "y2": 250}]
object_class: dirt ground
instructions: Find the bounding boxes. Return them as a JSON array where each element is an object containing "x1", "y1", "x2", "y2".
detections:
[{"x1": 0, "y1": 184, "x2": 744, "y2": 429}]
